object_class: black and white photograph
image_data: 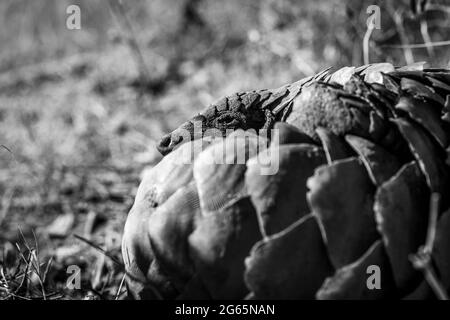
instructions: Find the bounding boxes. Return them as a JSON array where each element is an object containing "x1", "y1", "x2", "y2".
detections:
[{"x1": 0, "y1": 0, "x2": 450, "y2": 310}]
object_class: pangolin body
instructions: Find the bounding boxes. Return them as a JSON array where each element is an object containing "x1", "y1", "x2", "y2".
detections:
[{"x1": 124, "y1": 63, "x2": 450, "y2": 300}]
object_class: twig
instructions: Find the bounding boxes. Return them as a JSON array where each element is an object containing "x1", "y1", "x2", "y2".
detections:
[
  {"x1": 424, "y1": 193, "x2": 440, "y2": 254},
  {"x1": 363, "y1": 16, "x2": 375, "y2": 65},
  {"x1": 419, "y1": 18, "x2": 435, "y2": 59},
  {"x1": 409, "y1": 193, "x2": 449, "y2": 300},
  {"x1": 388, "y1": 5, "x2": 414, "y2": 64},
  {"x1": 426, "y1": 4, "x2": 450, "y2": 14},
  {"x1": 410, "y1": 251, "x2": 449, "y2": 300},
  {"x1": 3, "y1": 292, "x2": 32, "y2": 300}
]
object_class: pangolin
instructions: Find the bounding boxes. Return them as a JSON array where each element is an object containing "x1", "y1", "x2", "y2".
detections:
[{"x1": 123, "y1": 63, "x2": 450, "y2": 300}]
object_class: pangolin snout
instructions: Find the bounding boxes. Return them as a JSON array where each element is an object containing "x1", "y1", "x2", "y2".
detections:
[{"x1": 157, "y1": 115, "x2": 209, "y2": 156}]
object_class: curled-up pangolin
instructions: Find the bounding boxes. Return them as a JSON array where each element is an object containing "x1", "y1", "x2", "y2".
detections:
[{"x1": 123, "y1": 63, "x2": 450, "y2": 300}]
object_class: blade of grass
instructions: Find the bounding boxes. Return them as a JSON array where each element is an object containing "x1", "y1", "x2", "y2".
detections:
[
  {"x1": 73, "y1": 234, "x2": 124, "y2": 268},
  {"x1": 115, "y1": 274, "x2": 126, "y2": 300},
  {"x1": 13, "y1": 248, "x2": 32, "y2": 296}
]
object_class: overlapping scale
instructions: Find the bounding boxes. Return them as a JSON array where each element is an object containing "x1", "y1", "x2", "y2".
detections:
[
  {"x1": 246, "y1": 143, "x2": 326, "y2": 236},
  {"x1": 315, "y1": 127, "x2": 355, "y2": 164},
  {"x1": 188, "y1": 196, "x2": 262, "y2": 299},
  {"x1": 392, "y1": 117, "x2": 448, "y2": 193},
  {"x1": 307, "y1": 158, "x2": 378, "y2": 268},
  {"x1": 374, "y1": 162, "x2": 429, "y2": 295},
  {"x1": 433, "y1": 210, "x2": 450, "y2": 292},
  {"x1": 122, "y1": 139, "x2": 210, "y2": 299},
  {"x1": 188, "y1": 131, "x2": 265, "y2": 298},
  {"x1": 345, "y1": 134, "x2": 401, "y2": 186},
  {"x1": 147, "y1": 182, "x2": 200, "y2": 291},
  {"x1": 317, "y1": 240, "x2": 397, "y2": 299},
  {"x1": 395, "y1": 95, "x2": 448, "y2": 149},
  {"x1": 244, "y1": 215, "x2": 333, "y2": 299}
]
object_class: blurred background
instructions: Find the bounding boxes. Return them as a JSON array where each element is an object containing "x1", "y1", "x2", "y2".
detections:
[{"x1": 0, "y1": 0, "x2": 449, "y2": 299}]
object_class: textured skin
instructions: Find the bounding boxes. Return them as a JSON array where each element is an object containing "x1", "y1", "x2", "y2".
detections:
[
  {"x1": 124, "y1": 64, "x2": 450, "y2": 300},
  {"x1": 158, "y1": 68, "x2": 408, "y2": 158},
  {"x1": 156, "y1": 72, "x2": 325, "y2": 155}
]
